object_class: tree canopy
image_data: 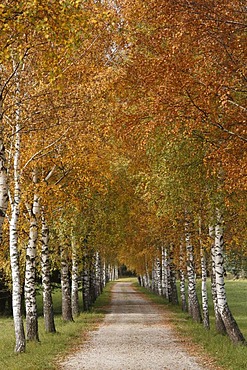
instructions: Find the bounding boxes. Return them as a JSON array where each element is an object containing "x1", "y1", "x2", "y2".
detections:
[{"x1": 0, "y1": 0, "x2": 246, "y2": 350}]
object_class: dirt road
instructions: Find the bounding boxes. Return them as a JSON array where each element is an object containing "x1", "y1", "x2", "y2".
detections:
[{"x1": 59, "y1": 281, "x2": 209, "y2": 370}]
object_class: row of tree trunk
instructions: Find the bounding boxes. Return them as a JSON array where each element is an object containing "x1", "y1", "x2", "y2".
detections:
[
  {"x1": 9, "y1": 210, "x2": 118, "y2": 353},
  {"x1": 138, "y1": 214, "x2": 246, "y2": 345}
]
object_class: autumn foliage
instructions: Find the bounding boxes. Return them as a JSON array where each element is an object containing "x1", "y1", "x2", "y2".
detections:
[{"x1": 0, "y1": 0, "x2": 246, "y2": 350}]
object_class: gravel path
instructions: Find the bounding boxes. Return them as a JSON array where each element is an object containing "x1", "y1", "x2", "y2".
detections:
[{"x1": 59, "y1": 281, "x2": 209, "y2": 370}]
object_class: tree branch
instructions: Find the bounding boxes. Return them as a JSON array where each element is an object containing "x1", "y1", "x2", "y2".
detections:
[
  {"x1": 21, "y1": 128, "x2": 69, "y2": 173},
  {"x1": 1, "y1": 48, "x2": 30, "y2": 99},
  {"x1": 186, "y1": 90, "x2": 247, "y2": 143}
]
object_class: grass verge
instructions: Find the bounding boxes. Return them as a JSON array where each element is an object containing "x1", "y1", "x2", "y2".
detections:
[
  {"x1": 0, "y1": 282, "x2": 114, "y2": 370},
  {"x1": 134, "y1": 279, "x2": 247, "y2": 370}
]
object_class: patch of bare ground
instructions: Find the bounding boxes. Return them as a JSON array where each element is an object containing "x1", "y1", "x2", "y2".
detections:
[
  {"x1": 58, "y1": 281, "x2": 221, "y2": 370},
  {"x1": 165, "y1": 316, "x2": 224, "y2": 370},
  {"x1": 134, "y1": 289, "x2": 224, "y2": 370},
  {"x1": 55, "y1": 316, "x2": 104, "y2": 367}
]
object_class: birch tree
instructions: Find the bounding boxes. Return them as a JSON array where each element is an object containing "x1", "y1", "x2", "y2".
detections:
[
  {"x1": 71, "y1": 232, "x2": 79, "y2": 317},
  {"x1": 185, "y1": 215, "x2": 202, "y2": 323},
  {"x1": 179, "y1": 241, "x2": 187, "y2": 312},
  {"x1": 82, "y1": 251, "x2": 90, "y2": 312},
  {"x1": 161, "y1": 246, "x2": 169, "y2": 299},
  {"x1": 168, "y1": 244, "x2": 179, "y2": 305},
  {"x1": 0, "y1": 76, "x2": 8, "y2": 243},
  {"x1": 41, "y1": 208, "x2": 56, "y2": 333},
  {"x1": 24, "y1": 194, "x2": 39, "y2": 342},
  {"x1": 60, "y1": 237, "x2": 73, "y2": 322},
  {"x1": 199, "y1": 216, "x2": 210, "y2": 330},
  {"x1": 214, "y1": 209, "x2": 245, "y2": 344},
  {"x1": 23, "y1": 168, "x2": 40, "y2": 341},
  {"x1": 9, "y1": 59, "x2": 26, "y2": 353},
  {"x1": 209, "y1": 225, "x2": 226, "y2": 335}
]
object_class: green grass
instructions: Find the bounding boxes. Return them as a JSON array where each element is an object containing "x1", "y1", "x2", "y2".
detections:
[
  {"x1": 134, "y1": 279, "x2": 247, "y2": 370},
  {"x1": 1, "y1": 279, "x2": 246, "y2": 370},
  {"x1": 0, "y1": 282, "x2": 114, "y2": 370}
]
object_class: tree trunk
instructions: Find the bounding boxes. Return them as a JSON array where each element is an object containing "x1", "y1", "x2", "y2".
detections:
[
  {"x1": 9, "y1": 95, "x2": 25, "y2": 352},
  {"x1": 200, "y1": 247, "x2": 210, "y2": 330},
  {"x1": 114, "y1": 265, "x2": 119, "y2": 280},
  {"x1": 71, "y1": 235, "x2": 79, "y2": 317},
  {"x1": 60, "y1": 245, "x2": 73, "y2": 321},
  {"x1": 41, "y1": 209, "x2": 56, "y2": 333},
  {"x1": 108, "y1": 264, "x2": 118, "y2": 281},
  {"x1": 10, "y1": 212, "x2": 26, "y2": 352},
  {"x1": 0, "y1": 135, "x2": 8, "y2": 243},
  {"x1": 0, "y1": 76, "x2": 8, "y2": 243},
  {"x1": 166, "y1": 255, "x2": 172, "y2": 302},
  {"x1": 101, "y1": 259, "x2": 107, "y2": 288},
  {"x1": 161, "y1": 246, "x2": 168, "y2": 298},
  {"x1": 209, "y1": 226, "x2": 226, "y2": 334},
  {"x1": 199, "y1": 218, "x2": 209, "y2": 330},
  {"x1": 82, "y1": 255, "x2": 90, "y2": 311},
  {"x1": 153, "y1": 256, "x2": 162, "y2": 295},
  {"x1": 185, "y1": 217, "x2": 202, "y2": 323},
  {"x1": 100, "y1": 258, "x2": 106, "y2": 291},
  {"x1": 214, "y1": 210, "x2": 245, "y2": 344},
  {"x1": 179, "y1": 241, "x2": 187, "y2": 312},
  {"x1": 144, "y1": 256, "x2": 151, "y2": 289},
  {"x1": 105, "y1": 264, "x2": 110, "y2": 283},
  {"x1": 94, "y1": 251, "x2": 102, "y2": 298},
  {"x1": 138, "y1": 275, "x2": 143, "y2": 286},
  {"x1": 24, "y1": 195, "x2": 39, "y2": 341},
  {"x1": 89, "y1": 254, "x2": 96, "y2": 305},
  {"x1": 169, "y1": 244, "x2": 179, "y2": 305}
]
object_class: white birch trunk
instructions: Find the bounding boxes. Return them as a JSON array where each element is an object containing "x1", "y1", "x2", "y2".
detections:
[
  {"x1": 138, "y1": 275, "x2": 143, "y2": 286},
  {"x1": 0, "y1": 136, "x2": 8, "y2": 242},
  {"x1": 9, "y1": 63, "x2": 25, "y2": 352},
  {"x1": 200, "y1": 248, "x2": 209, "y2": 329},
  {"x1": 100, "y1": 258, "x2": 106, "y2": 291},
  {"x1": 214, "y1": 210, "x2": 227, "y2": 315},
  {"x1": 154, "y1": 256, "x2": 162, "y2": 295},
  {"x1": 214, "y1": 210, "x2": 245, "y2": 344},
  {"x1": 25, "y1": 168, "x2": 40, "y2": 341},
  {"x1": 9, "y1": 204, "x2": 26, "y2": 352},
  {"x1": 209, "y1": 225, "x2": 226, "y2": 334},
  {"x1": 161, "y1": 247, "x2": 169, "y2": 299},
  {"x1": 199, "y1": 217, "x2": 209, "y2": 330},
  {"x1": 144, "y1": 256, "x2": 151, "y2": 289},
  {"x1": 41, "y1": 209, "x2": 56, "y2": 333},
  {"x1": 109, "y1": 264, "x2": 116, "y2": 281},
  {"x1": 106, "y1": 264, "x2": 111, "y2": 282},
  {"x1": 89, "y1": 253, "x2": 98, "y2": 304},
  {"x1": 107, "y1": 264, "x2": 111, "y2": 281},
  {"x1": 109, "y1": 264, "x2": 118, "y2": 281},
  {"x1": 114, "y1": 265, "x2": 119, "y2": 280},
  {"x1": 101, "y1": 259, "x2": 106, "y2": 288},
  {"x1": 142, "y1": 274, "x2": 146, "y2": 288},
  {"x1": 0, "y1": 78, "x2": 8, "y2": 243},
  {"x1": 24, "y1": 196, "x2": 39, "y2": 341},
  {"x1": 169, "y1": 244, "x2": 179, "y2": 305},
  {"x1": 95, "y1": 251, "x2": 102, "y2": 298},
  {"x1": 71, "y1": 235, "x2": 79, "y2": 317},
  {"x1": 60, "y1": 244, "x2": 73, "y2": 321},
  {"x1": 9, "y1": 134, "x2": 25, "y2": 349},
  {"x1": 185, "y1": 217, "x2": 202, "y2": 323},
  {"x1": 179, "y1": 241, "x2": 187, "y2": 312},
  {"x1": 145, "y1": 273, "x2": 151, "y2": 289},
  {"x1": 82, "y1": 254, "x2": 90, "y2": 311},
  {"x1": 161, "y1": 246, "x2": 168, "y2": 298},
  {"x1": 166, "y1": 252, "x2": 172, "y2": 302},
  {"x1": 151, "y1": 260, "x2": 155, "y2": 292}
]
